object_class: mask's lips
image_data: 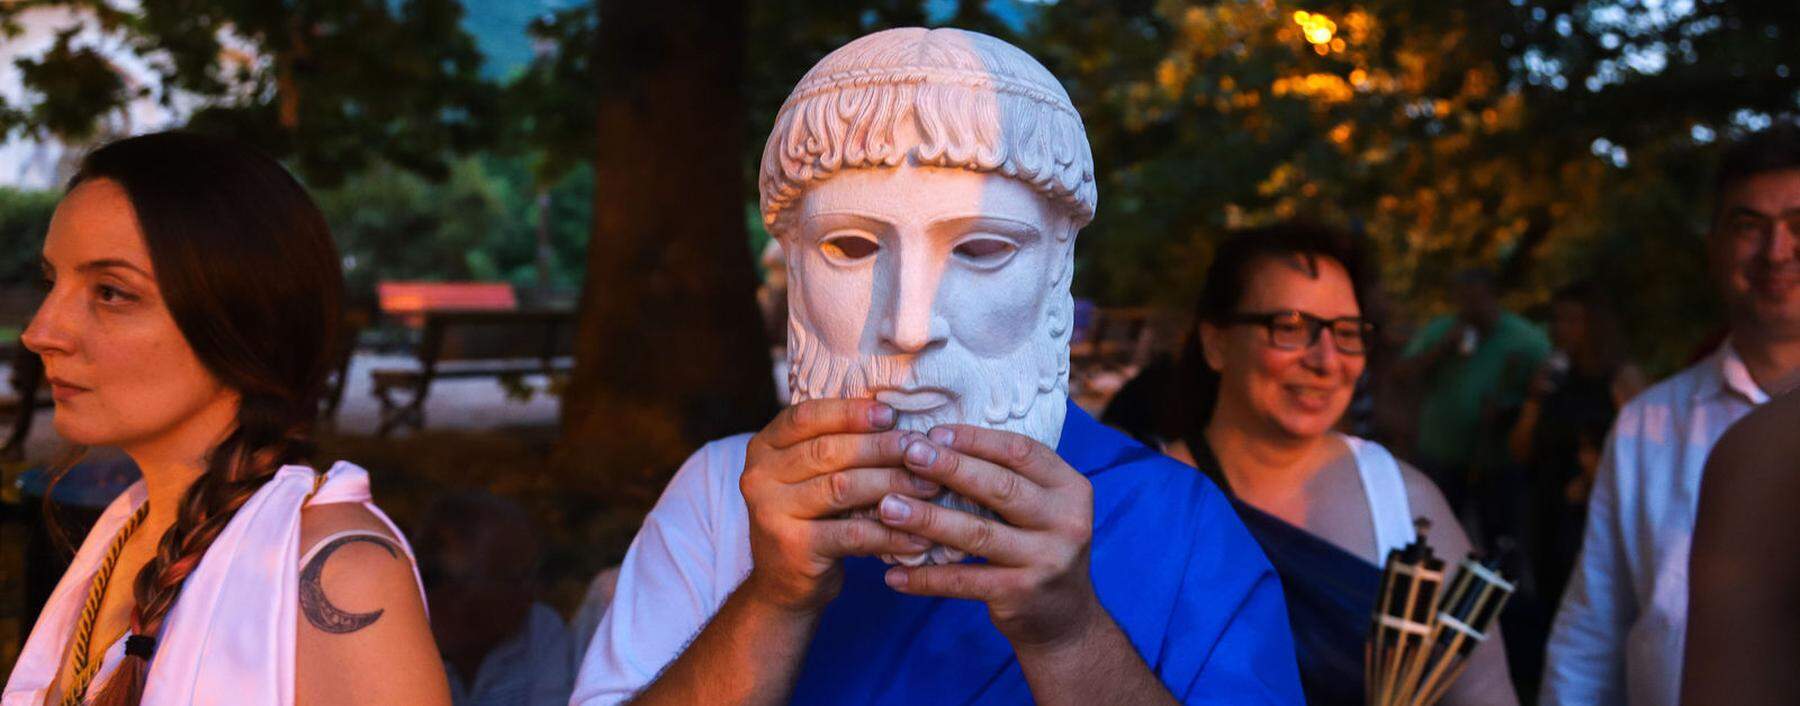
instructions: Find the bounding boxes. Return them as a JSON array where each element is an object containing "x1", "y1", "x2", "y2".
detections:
[{"x1": 874, "y1": 387, "x2": 954, "y2": 413}]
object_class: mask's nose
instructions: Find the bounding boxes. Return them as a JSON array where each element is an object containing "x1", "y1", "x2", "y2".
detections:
[{"x1": 877, "y1": 239, "x2": 949, "y2": 354}]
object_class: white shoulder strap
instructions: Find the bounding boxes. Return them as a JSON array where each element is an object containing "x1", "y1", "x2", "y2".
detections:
[
  {"x1": 1343, "y1": 435, "x2": 1417, "y2": 557},
  {"x1": 299, "y1": 529, "x2": 399, "y2": 567}
]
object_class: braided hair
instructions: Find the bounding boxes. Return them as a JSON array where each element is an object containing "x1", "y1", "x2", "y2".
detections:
[{"x1": 52, "y1": 132, "x2": 342, "y2": 705}]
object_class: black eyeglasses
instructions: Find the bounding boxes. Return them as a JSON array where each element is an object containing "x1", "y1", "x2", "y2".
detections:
[{"x1": 1219, "y1": 310, "x2": 1375, "y2": 355}]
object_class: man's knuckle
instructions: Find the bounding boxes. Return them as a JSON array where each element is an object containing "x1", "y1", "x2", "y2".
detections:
[
  {"x1": 825, "y1": 471, "x2": 855, "y2": 509},
  {"x1": 967, "y1": 519, "x2": 998, "y2": 556},
  {"x1": 804, "y1": 438, "x2": 837, "y2": 469},
  {"x1": 1003, "y1": 435, "x2": 1036, "y2": 466},
  {"x1": 992, "y1": 472, "x2": 1023, "y2": 505},
  {"x1": 878, "y1": 525, "x2": 909, "y2": 550},
  {"x1": 836, "y1": 521, "x2": 868, "y2": 549},
  {"x1": 874, "y1": 431, "x2": 900, "y2": 458}
]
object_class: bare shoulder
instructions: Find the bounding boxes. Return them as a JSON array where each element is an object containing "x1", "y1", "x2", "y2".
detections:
[
  {"x1": 1702, "y1": 391, "x2": 1800, "y2": 520},
  {"x1": 294, "y1": 501, "x2": 448, "y2": 705},
  {"x1": 297, "y1": 502, "x2": 417, "y2": 633}
]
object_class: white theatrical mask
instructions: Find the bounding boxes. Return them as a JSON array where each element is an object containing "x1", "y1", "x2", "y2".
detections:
[{"x1": 759, "y1": 27, "x2": 1097, "y2": 565}]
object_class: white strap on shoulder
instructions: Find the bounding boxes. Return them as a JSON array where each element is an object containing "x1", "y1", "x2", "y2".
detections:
[
  {"x1": 1343, "y1": 435, "x2": 1416, "y2": 557},
  {"x1": 298, "y1": 529, "x2": 397, "y2": 567}
]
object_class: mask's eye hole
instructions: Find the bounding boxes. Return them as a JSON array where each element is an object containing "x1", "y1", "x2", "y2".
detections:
[
  {"x1": 821, "y1": 235, "x2": 879, "y2": 261},
  {"x1": 953, "y1": 238, "x2": 1016, "y2": 265}
]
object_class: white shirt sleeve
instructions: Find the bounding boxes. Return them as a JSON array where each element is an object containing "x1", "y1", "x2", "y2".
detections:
[
  {"x1": 1539, "y1": 418, "x2": 1638, "y2": 706},
  {"x1": 570, "y1": 437, "x2": 749, "y2": 706}
]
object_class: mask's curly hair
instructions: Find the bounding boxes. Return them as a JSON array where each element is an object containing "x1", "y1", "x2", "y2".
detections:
[
  {"x1": 758, "y1": 27, "x2": 1096, "y2": 236},
  {"x1": 47, "y1": 131, "x2": 342, "y2": 705}
]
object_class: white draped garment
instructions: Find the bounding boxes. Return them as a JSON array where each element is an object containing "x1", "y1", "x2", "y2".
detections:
[{"x1": 3, "y1": 461, "x2": 421, "y2": 706}]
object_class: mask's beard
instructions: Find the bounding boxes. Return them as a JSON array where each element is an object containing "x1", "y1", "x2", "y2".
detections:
[
  {"x1": 786, "y1": 319, "x2": 1068, "y2": 447},
  {"x1": 785, "y1": 279, "x2": 1072, "y2": 565}
]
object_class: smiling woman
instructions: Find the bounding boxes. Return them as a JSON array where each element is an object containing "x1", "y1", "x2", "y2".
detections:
[
  {"x1": 3, "y1": 132, "x2": 450, "y2": 706},
  {"x1": 1147, "y1": 223, "x2": 1518, "y2": 706}
]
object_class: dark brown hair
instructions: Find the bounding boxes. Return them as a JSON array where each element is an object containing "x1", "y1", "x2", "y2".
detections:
[
  {"x1": 1713, "y1": 122, "x2": 1800, "y2": 211},
  {"x1": 57, "y1": 131, "x2": 342, "y2": 705}
]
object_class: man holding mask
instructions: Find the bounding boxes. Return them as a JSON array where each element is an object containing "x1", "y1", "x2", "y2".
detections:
[{"x1": 571, "y1": 27, "x2": 1301, "y2": 706}]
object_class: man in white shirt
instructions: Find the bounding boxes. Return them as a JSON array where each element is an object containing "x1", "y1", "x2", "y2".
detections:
[{"x1": 1540, "y1": 124, "x2": 1800, "y2": 706}]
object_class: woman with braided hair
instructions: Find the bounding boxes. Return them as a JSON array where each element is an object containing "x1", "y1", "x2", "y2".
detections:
[{"x1": 3, "y1": 132, "x2": 451, "y2": 706}]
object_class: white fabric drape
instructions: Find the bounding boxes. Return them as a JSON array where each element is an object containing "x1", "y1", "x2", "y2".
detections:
[{"x1": 4, "y1": 461, "x2": 420, "y2": 706}]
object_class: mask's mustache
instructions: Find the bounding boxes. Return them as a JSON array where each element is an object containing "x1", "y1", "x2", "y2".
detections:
[{"x1": 790, "y1": 334, "x2": 1020, "y2": 425}]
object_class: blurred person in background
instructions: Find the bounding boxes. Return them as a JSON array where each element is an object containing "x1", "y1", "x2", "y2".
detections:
[
  {"x1": 418, "y1": 490, "x2": 576, "y2": 706},
  {"x1": 1541, "y1": 124, "x2": 1800, "y2": 706},
  {"x1": 1157, "y1": 223, "x2": 1517, "y2": 706},
  {"x1": 1508, "y1": 280, "x2": 1645, "y2": 609},
  {"x1": 1393, "y1": 269, "x2": 1550, "y2": 529}
]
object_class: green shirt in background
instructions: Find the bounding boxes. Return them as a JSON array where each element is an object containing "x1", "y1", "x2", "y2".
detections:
[{"x1": 1401, "y1": 311, "x2": 1552, "y2": 468}]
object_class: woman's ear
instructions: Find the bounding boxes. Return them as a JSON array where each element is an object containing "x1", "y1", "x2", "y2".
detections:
[{"x1": 1199, "y1": 322, "x2": 1226, "y2": 373}]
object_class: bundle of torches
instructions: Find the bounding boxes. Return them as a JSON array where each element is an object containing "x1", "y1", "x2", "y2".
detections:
[{"x1": 1365, "y1": 521, "x2": 1516, "y2": 706}]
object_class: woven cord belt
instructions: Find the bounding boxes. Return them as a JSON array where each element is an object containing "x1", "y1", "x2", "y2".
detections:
[{"x1": 60, "y1": 502, "x2": 151, "y2": 706}]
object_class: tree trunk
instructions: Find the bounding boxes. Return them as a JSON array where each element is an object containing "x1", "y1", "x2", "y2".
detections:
[{"x1": 558, "y1": 0, "x2": 775, "y2": 504}]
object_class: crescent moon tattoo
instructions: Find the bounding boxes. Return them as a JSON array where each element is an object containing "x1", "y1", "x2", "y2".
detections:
[{"x1": 300, "y1": 534, "x2": 400, "y2": 634}]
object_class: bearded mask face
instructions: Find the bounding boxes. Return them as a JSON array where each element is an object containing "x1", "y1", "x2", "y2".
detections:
[
  {"x1": 760, "y1": 27, "x2": 1095, "y2": 565},
  {"x1": 784, "y1": 165, "x2": 1074, "y2": 449}
]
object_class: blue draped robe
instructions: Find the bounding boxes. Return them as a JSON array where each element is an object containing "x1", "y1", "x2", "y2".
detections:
[
  {"x1": 788, "y1": 402, "x2": 1304, "y2": 704},
  {"x1": 1188, "y1": 436, "x2": 1384, "y2": 706}
]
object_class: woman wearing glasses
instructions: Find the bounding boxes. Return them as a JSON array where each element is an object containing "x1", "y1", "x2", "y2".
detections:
[{"x1": 1159, "y1": 224, "x2": 1517, "y2": 706}]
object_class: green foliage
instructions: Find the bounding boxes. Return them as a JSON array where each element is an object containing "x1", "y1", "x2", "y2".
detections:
[
  {"x1": 1025, "y1": 0, "x2": 1798, "y2": 373},
  {"x1": 0, "y1": 187, "x2": 59, "y2": 287},
  {"x1": 12, "y1": 27, "x2": 136, "y2": 142},
  {"x1": 312, "y1": 154, "x2": 591, "y2": 307},
  {"x1": 502, "y1": 4, "x2": 599, "y2": 185},
  {"x1": 0, "y1": 0, "x2": 500, "y2": 187}
]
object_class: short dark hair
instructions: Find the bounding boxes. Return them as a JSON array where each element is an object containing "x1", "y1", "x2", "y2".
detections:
[
  {"x1": 1714, "y1": 122, "x2": 1800, "y2": 206},
  {"x1": 1192, "y1": 222, "x2": 1376, "y2": 327}
]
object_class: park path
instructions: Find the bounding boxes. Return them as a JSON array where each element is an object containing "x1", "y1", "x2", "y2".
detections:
[{"x1": 6, "y1": 352, "x2": 562, "y2": 466}]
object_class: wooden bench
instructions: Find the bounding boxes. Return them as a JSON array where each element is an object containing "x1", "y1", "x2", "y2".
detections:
[
  {"x1": 377, "y1": 281, "x2": 517, "y2": 326},
  {"x1": 369, "y1": 308, "x2": 576, "y2": 436}
]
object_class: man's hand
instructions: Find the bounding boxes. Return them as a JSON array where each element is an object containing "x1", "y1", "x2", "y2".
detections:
[
  {"x1": 739, "y1": 399, "x2": 942, "y2": 614},
  {"x1": 873, "y1": 425, "x2": 1102, "y2": 651}
]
